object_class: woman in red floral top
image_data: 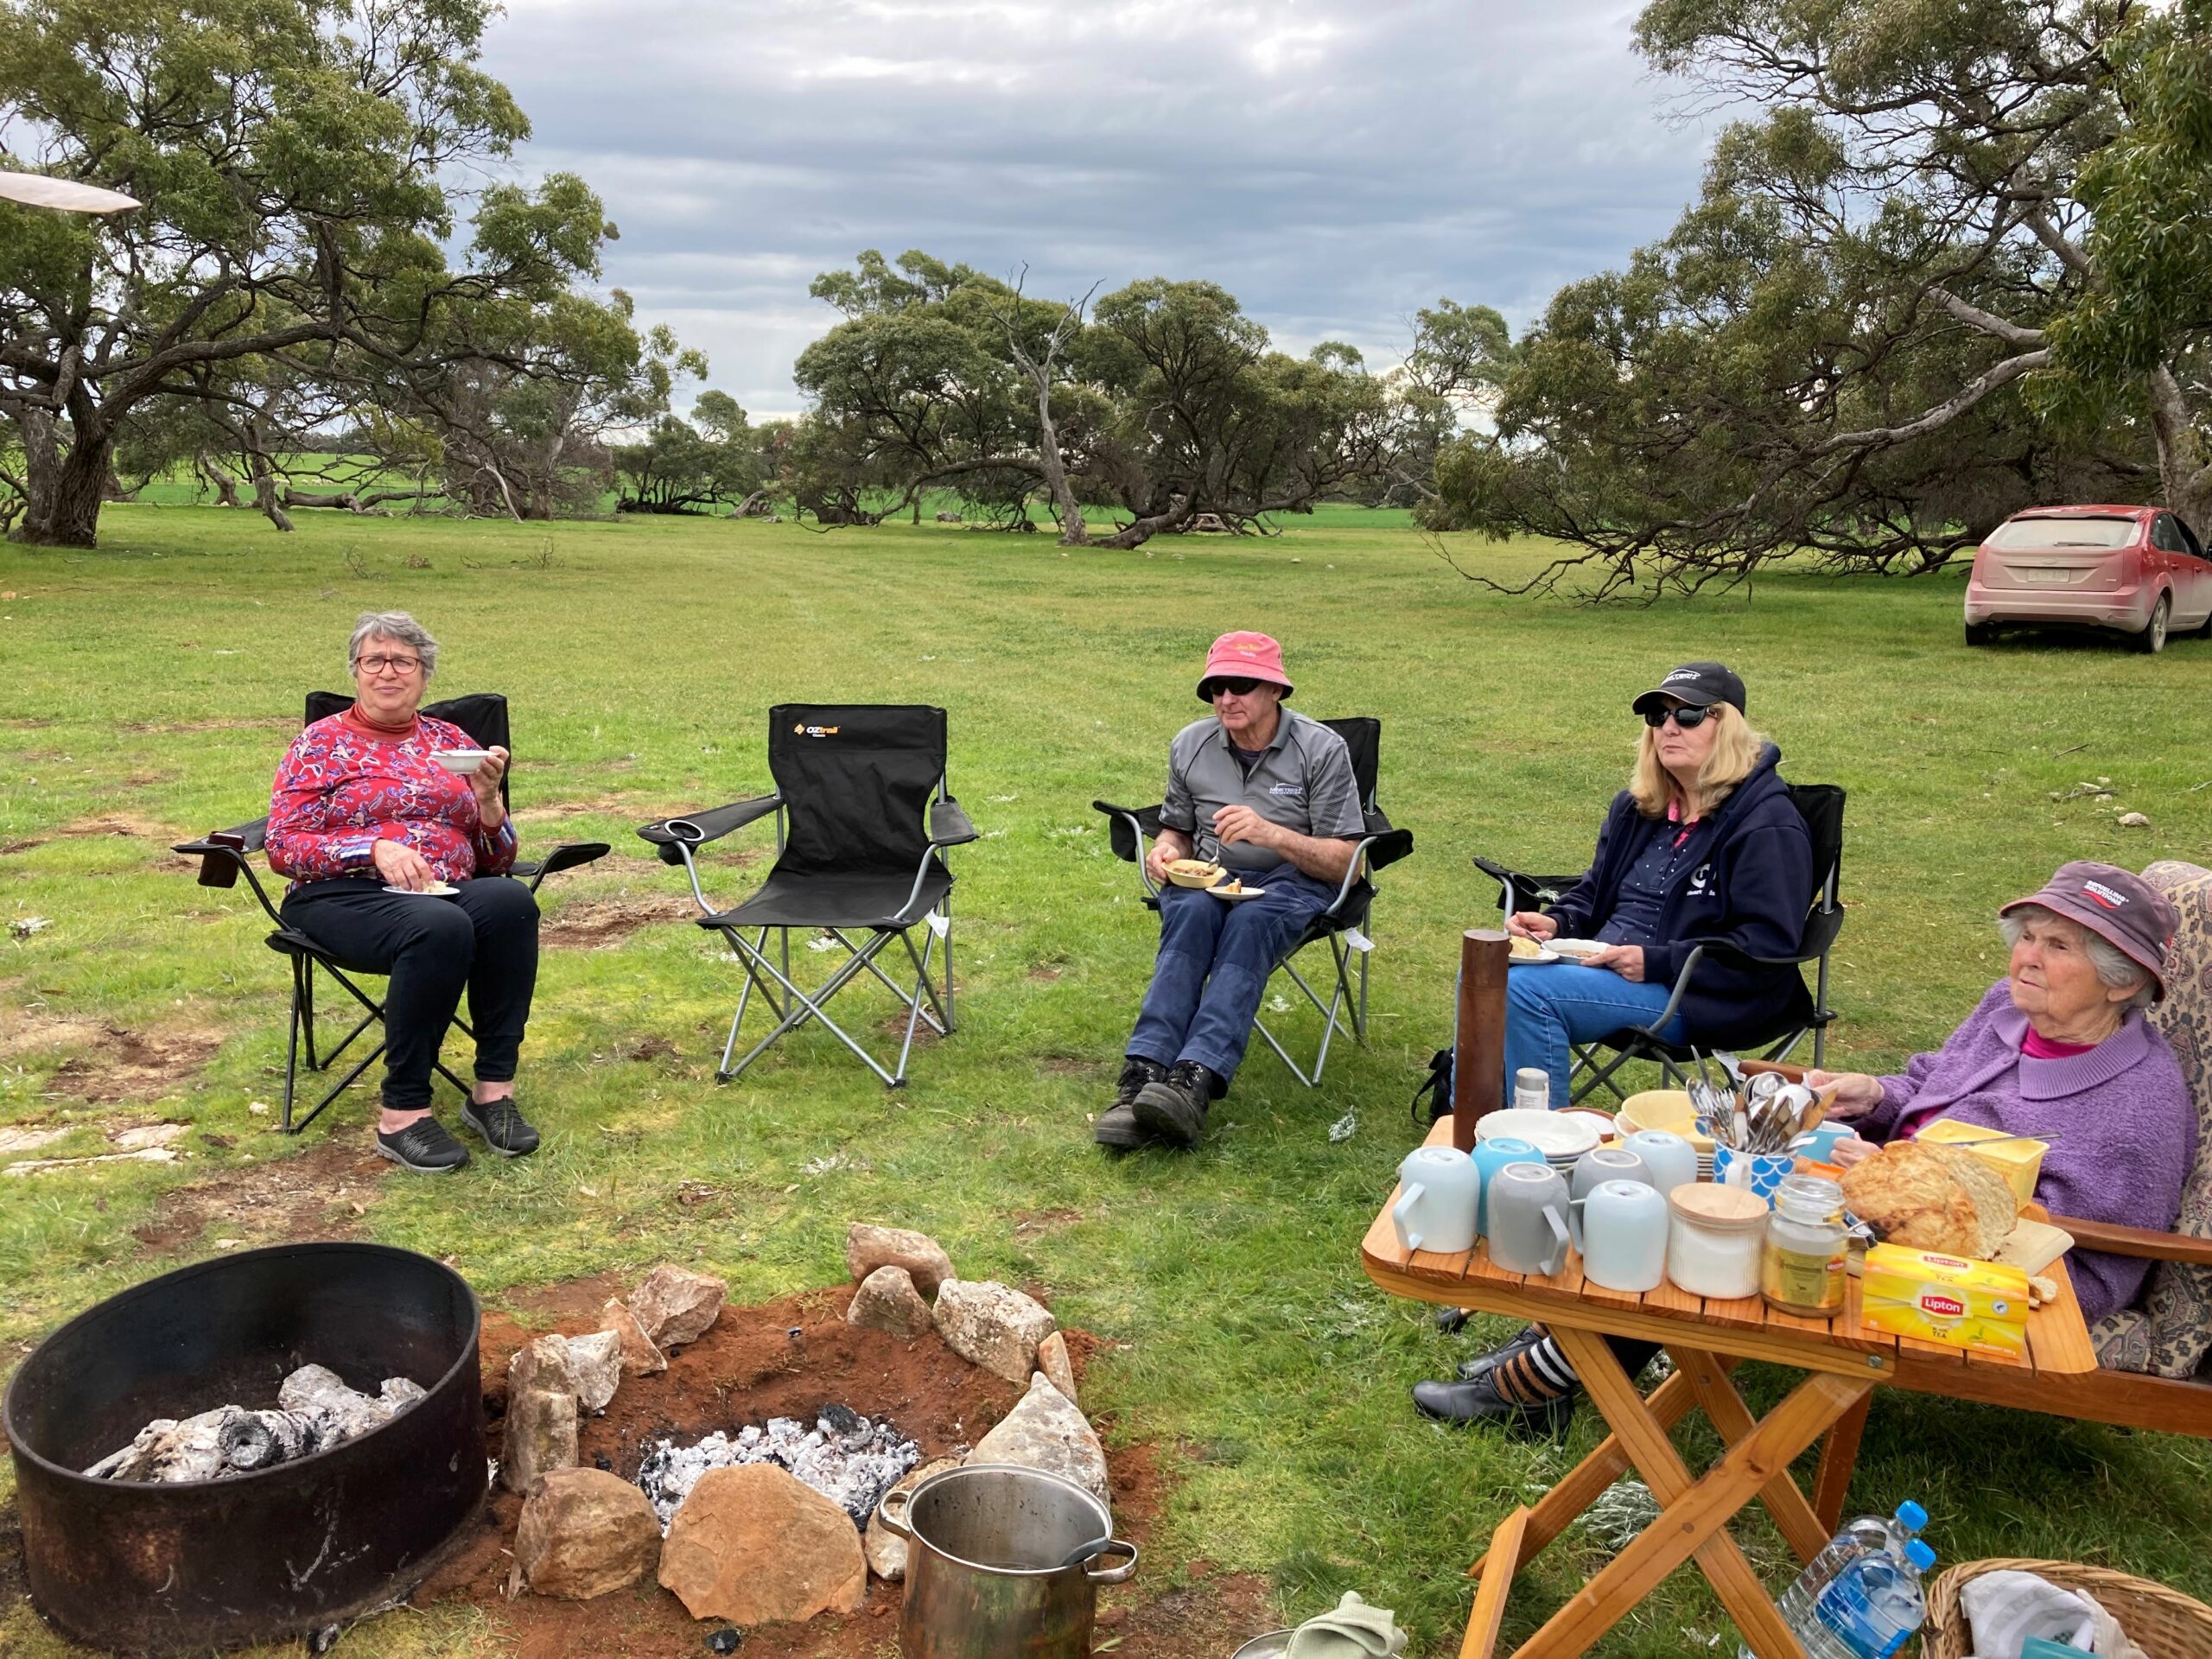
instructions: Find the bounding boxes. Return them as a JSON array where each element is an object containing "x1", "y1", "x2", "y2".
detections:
[{"x1": 270, "y1": 612, "x2": 542, "y2": 1172}]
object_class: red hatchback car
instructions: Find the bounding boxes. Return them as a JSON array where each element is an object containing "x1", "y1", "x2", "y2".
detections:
[{"x1": 1966, "y1": 505, "x2": 2212, "y2": 652}]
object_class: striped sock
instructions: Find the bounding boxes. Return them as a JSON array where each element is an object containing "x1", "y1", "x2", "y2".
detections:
[{"x1": 1489, "y1": 1338, "x2": 1578, "y2": 1406}]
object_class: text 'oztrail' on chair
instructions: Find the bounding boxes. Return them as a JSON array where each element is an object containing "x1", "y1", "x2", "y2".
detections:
[
  {"x1": 1093, "y1": 715, "x2": 1414, "y2": 1087},
  {"x1": 1471, "y1": 782, "x2": 1845, "y2": 1104},
  {"x1": 637, "y1": 704, "x2": 977, "y2": 1090},
  {"x1": 171, "y1": 692, "x2": 610, "y2": 1134}
]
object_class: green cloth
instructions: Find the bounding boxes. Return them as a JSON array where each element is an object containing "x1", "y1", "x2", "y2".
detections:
[{"x1": 1283, "y1": 1591, "x2": 1408, "y2": 1658}]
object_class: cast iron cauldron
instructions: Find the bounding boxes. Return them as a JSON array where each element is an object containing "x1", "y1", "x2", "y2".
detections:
[
  {"x1": 4, "y1": 1242, "x2": 485, "y2": 1655},
  {"x1": 874, "y1": 1462, "x2": 1137, "y2": 1659}
]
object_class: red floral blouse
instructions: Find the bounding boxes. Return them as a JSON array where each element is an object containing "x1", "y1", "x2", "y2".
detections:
[{"x1": 267, "y1": 713, "x2": 517, "y2": 886}]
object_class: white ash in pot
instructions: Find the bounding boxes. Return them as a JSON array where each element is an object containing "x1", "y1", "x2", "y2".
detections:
[
  {"x1": 636, "y1": 1405, "x2": 919, "y2": 1529},
  {"x1": 84, "y1": 1365, "x2": 426, "y2": 1483}
]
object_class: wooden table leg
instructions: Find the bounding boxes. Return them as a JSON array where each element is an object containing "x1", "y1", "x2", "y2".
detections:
[
  {"x1": 1669, "y1": 1345, "x2": 1833, "y2": 1566},
  {"x1": 1532, "y1": 1328, "x2": 1872, "y2": 1659},
  {"x1": 1461, "y1": 1507, "x2": 1529, "y2": 1659},
  {"x1": 1466, "y1": 1363, "x2": 1719, "y2": 1582},
  {"x1": 1812, "y1": 1395, "x2": 1871, "y2": 1533}
]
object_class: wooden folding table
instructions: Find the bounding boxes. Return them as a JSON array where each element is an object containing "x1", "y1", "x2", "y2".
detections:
[{"x1": 1363, "y1": 1122, "x2": 2099, "y2": 1659}]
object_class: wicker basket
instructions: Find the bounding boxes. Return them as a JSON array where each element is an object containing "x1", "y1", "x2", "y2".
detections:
[{"x1": 1922, "y1": 1557, "x2": 2212, "y2": 1659}]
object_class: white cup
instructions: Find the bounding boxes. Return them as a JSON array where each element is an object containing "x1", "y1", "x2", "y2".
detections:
[
  {"x1": 1571, "y1": 1180, "x2": 1670, "y2": 1293},
  {"x1": 1390, "y1": 1146, "x2": 1481, "y2": 1255},
  {"x1": 1625, "y1": 1129, "x2": 1700, "y2": 1196}
]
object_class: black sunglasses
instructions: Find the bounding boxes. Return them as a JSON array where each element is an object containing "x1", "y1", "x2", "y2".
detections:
[
  {"x1": 1643, "y1": 702, "x2": 1716, "y2": 729},
  {"x1": 1206, "y1": 677, "x2": 1266, "y2": 698}
]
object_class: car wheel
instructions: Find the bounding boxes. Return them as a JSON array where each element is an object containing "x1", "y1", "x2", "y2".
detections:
[
  {"x1": 2135, "y1": 594, "x2": 2171, "y2": 654},
  {"x1": 1964, "y1": 621, "x2": 1995, "y2": 647}
]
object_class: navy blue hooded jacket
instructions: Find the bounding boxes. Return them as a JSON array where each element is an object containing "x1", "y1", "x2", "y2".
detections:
[{"x1": 1541, "y1": 743, "x2": 1814, "y2": 1047}]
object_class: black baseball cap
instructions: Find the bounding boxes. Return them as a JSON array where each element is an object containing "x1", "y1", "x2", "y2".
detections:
[{"x1": 1631, "y1": 661, "x2": 1746, "y2": 716}]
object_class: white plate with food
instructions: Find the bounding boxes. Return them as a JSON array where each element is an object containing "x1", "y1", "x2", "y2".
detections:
[
  {"x1": 1508, "y1": 935, "x2": 1561, "y2": 964},
  {"x1": 1547, "y1": 938, "x2": 1607, "y2": 962},
  {"x1": 431, "y1": 748, "x2": 493, "y2": 774},
  {"x1": 385, "y1": 882, "x2": 459, "y2": 897},
  {"x1": 1209, "y1": 883, "x2": 1268, "y2": 902}
]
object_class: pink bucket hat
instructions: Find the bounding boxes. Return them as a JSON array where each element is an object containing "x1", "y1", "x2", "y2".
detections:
[
  {"x1": 1196, "y1": 631, "x2": 1293, "y2": 702},
  {"x1": 2000, "y1": 861, "x2": 2178, "y2": 1001}
]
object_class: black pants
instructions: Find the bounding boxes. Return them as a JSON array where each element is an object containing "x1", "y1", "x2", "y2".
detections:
[{"x1": 283, "y1": 878, "x2": 539, "y2": 1112}]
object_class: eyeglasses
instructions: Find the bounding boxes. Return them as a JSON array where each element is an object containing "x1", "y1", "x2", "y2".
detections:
[
  {"x1": 1206, "y1": 677, "x2": 1265, "y2": 698},
  {"x1": 356, "y1": 654, "x2": 423, "y2": 676},
  {"x1": 1643, "y1": 703, "x2": 1714, "y2": 729}
]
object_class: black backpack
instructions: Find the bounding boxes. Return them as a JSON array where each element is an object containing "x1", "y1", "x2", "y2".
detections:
[{"x1": 1412, "y1": 1046, "x2": 1453, "y2": 1126}]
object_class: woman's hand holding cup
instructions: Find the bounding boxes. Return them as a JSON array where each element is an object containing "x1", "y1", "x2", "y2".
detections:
[{"x1": 469, "y1": 746, "x2": 510, "y2": 829}]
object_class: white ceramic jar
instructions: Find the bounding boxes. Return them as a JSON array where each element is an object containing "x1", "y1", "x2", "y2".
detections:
[{"x1": 1665, "y1": 1183, "x2": 1769, "y2": 1300}]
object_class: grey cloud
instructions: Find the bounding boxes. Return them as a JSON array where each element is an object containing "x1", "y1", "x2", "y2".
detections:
[{"x1": 484, "y1": 0, "x2": 1710, "y2": 416}]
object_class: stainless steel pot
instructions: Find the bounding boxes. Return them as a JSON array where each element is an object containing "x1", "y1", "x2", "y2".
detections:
[{"x1": 874, "y1": 1462, "x2": 1137, "y2": 1659}]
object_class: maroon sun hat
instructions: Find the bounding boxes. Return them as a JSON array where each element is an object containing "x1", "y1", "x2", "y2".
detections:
[{"x1": 2000, "y1": 861, "x2": 2178, "y2": 1001}]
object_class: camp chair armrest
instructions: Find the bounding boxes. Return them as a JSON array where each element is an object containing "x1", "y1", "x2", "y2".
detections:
[
  {"x1": 517, "y1": 841, "x2": 611, "y2": 893},
  {"x1": 1362, "y1": 826, "x2": 1414, "y2": 873},
  {"x1": 1091, "y1": 799, "x2": 1167, "y2": 864},
  {"x1": 929, "y1": 799, "x2": 979, "y2": 847},
  {"x1": 1696, "y1": 939, "x2": 1824, "y2": 970},
  {"x1": 174, "y1": 819, "x2": 277, "y2": 914},
  {"x1": 1643, "y1": 944, "x2": 1705, "y2": 1030},
  {"x1": 1471, "y1": 854, "x2": 1575, "y2": 915},
  {"x1": 637, "y1": 795, "x2": 782, "y2": 862},
  {"x1": 2047, "y1": 1217, "x2": 2212, "y2": 1265}
]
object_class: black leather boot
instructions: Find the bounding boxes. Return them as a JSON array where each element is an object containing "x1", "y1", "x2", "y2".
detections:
[
  {"x1": 1131, "y1": 1060, "x2": 1224, "y2": 1148},
  {"x1": 1094, "y1": 1057, "x2": 1168, "y2": 1149},
  {"x1": 1411, "y1": 1371, "x2": 1575, "y2": 1441},
  {"x1": 1456, "y1": 1324, "x2": 1549, "y2": 1382}
]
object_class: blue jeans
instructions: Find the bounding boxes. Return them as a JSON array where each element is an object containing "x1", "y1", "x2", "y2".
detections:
[
  {"x1": 1457, "y1": 963, "x2": 1687, "y2": 1107},
  {"x1": 1128, "y1": 863, "x2": 1335, "y2": 1082}
]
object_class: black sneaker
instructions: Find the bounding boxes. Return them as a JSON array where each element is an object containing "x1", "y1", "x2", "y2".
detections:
[
  {"x1": 1095, "y1": 1057, "x2": 1167, "y2": 1150},
  {"x1": 1131, "y1": 1060, "x2": 1224, "y2": 1149},
  {"x1": 375, "y1": 1116, "x2": 470, "y2": 1173},
  {"x1": 461, "y1": 1095, "x2": 540, "y2": 1157}
]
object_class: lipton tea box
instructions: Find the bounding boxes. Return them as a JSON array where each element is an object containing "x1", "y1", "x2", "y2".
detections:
[{"x1": 1860, "y1": 1243, "x2": 2031, "y2": 1359}]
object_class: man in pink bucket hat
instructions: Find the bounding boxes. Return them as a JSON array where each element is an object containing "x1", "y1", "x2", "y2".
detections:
[{"x1": 1101, "y1": 632, "x2": 1366, "y2": 1149}]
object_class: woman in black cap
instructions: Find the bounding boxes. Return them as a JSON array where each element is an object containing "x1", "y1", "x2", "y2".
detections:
[{"x1": 1415, "y1": 660, "x2": 1814, "y2": 1431}]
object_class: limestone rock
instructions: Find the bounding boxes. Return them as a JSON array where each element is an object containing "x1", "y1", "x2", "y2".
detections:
[
  {"x1": 933, "y1": 1279, "x2": 1056, "y2": 1383},
  {"x1": 502, "y1": 1387, "x2": 578, "y2": 1493},
  {"x1": 861, "y1": 1457, "x2": 957, "y2": 1582},
  {"x1": 1037, "y1": 1331, "x2": 1078, "y2": 1403},
  {"x1": 968, "y1": 1373, "x2": 1109, "y2": 1509},
  {"x1": 567, "y1": 1330, "x2": 624, "y2": 1413},
  {"x1": 509, "y1": 1335, "x2": 576, "y2": 1400},
  {"x1": 658, "y1": 1464, "x2": 868, "y2": 1624},
  {"x1": 517, "y1": 1467, "x2": 662, "y2": 1599},
  {"x1": 601, "y1": 1297, "x2": 668, "y2": 1376},
  {"x1": 847, "y1": 1265, "x2": 934, "y2": 1340},
  {"x1": 629, "y1": 1265, "x2": 727, "y2": 1348},
  {"x1": 846, "y1": 1224, "x2": 955, "y2": 1298}
]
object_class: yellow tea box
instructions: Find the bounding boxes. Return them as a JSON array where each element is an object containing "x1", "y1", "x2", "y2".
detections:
[
  {"x1": 1860, "y1": 1244, "x2": 2031, "y2": 1359},
  {"x1": 1915, "y1": 1118, "x2": 2046, "y2": 1209}
]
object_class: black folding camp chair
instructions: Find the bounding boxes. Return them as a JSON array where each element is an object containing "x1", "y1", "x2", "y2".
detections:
[
  {"x1": 636, "y1": 704, "x2": 976, "y2": 1089},
  {"x1": 1471, "y1": 782, "x2": 1846, "y2": 1103},
  {"x1": 1093, "y1": 716, "x2": 1414, "y2": 1087},
  {"x1": 172, "y1": 692, "x2": 610, "y2": 1134}
]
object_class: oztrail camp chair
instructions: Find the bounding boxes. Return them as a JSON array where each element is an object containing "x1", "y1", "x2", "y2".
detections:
[
  {"x1": 636, "y1": 704, "x2": 976, "y2": 1089},
  {"x1": 172, "y1": 692, "x2": 609, "y2": 1134},
  {"x1": 1093, "y1": 716, "x2": 1414, "y2": 1087},
  {"x1": 1471, "y1": 782, "x2": 1845, "y2": 1103}
]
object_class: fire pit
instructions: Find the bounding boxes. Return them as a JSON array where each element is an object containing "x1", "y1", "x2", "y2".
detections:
[{"x1": 5, "y1": 1242, "x2": 485, "y2": 1655}]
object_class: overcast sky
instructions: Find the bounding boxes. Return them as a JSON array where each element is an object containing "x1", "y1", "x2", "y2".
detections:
[{"x1": 484, "y1": 0, "x2": 1713, "y2": 419}]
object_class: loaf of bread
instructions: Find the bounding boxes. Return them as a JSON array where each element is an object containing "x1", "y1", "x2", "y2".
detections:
[{"x1": 1840, "y1": 1141, "x2": 2018, "y2": 1258}]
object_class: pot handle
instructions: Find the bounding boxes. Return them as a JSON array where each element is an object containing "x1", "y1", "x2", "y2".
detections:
[
  {"x1": 1084, "y1": 1540, "x2": 1139, "y2": 1585},
  {"x1": 874, "y1": 1486, "x2": 913, "y2": 1540}
]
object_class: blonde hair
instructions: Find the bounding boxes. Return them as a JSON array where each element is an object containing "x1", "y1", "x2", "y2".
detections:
[{"x1": 1629, "y1": 702, "x2": 1767, "y2": 819}]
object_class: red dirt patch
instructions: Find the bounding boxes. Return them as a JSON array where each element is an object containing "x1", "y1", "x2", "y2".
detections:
[
  {"x1": 411, "y1": 1284, "x2": 1264, "y2": 1657},
  {"x1": 131, "y1": 1137, "x2": 389, "y2": 1255},
  {"x1": 28, "y1": 1025, "x2": 226, "y2": 1104},
  {"x1": 59, "y1": 813, "x2": 181, "y2": 842},
  {"x1": 540, "y1": 893, "x2": 697, "y2": 950},
  {"x1": 0, "y1": 838, "x2": 43, "y2": 855},
  {"x1": 1011, "y1": 1208, "x2": 1085, "y2": 1236}
]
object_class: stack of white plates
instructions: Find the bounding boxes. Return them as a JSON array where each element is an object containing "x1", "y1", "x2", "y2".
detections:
[{"x1": 1476, "y1": 1108, "x2": 1604, "y2": 1170}]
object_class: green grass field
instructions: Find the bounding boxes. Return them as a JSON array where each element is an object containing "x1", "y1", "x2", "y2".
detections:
[{"x1": 4, "y1": 503, "x2": 2211, "y2": 1656}]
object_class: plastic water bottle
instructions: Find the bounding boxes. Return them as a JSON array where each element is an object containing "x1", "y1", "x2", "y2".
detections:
[
  {"x1": 1802, "y1": 1538, "x2": 1936, "y2": 1658},
  {"x1": 1740, "y1": 1502, "x2": 1926, "y2": 1659}
]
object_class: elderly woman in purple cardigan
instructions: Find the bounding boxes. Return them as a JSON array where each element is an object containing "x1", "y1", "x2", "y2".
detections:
[
  {"x1": 1820, "y1": 861, "x2": 2195, "y2": 1325},
  {"x1": 1414, "y1": 860, "x2": 2192, "y2": 1439}
]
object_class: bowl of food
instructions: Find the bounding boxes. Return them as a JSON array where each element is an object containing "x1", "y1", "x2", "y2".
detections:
[
  {"x1": 431, "y1": 749, "x2": 493, "y2": 775},
  {"x1": 1548, "y1": 938, "x2": 1605, "y2": 962},
  {"x1": 1165, "y1": 858, "x2": 1228, "y2": 890}
]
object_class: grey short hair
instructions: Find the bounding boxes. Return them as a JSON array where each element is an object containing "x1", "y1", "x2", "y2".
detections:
[
  {"x1": 348, "y1": 611, "x2": 437, "y2": 680},
  {"x1": 1999, "y1": 906, "x2": 2158, "y2": 1010}
]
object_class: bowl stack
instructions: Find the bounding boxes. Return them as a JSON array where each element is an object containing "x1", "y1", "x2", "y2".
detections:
[
  {"x1": 1474, "y1": 1108, "x2": 1604, "y2": 1173},
  {"x1": 1616, "y1": 1090, "x2": 1717, "y2": 1180}
]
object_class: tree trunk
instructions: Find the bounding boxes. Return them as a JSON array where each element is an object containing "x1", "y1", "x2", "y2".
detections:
[
  {"x1": 9, "y1": 408, "x2": 65, "y2": 543},
  {"x1": 249, "y1": 456, "x2": 295, "y2": 532},
  {"x1": 2148, "y1": 365, "x2": 2212, "y2": 534},
  {"x1": 13, "y1": 426, "x2": 110, "y2": 547},
  {"x1": 197, "y1": 454, "x2": 244, "y2": 509}
]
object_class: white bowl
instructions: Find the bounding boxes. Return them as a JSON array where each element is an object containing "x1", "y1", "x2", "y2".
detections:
[
  {"x1": 432, "y1": 749, "x2": 492, "y2": 774},
  {"x1": 1477, "y1": 1108, "x2": 1603, "y2": 1159}
]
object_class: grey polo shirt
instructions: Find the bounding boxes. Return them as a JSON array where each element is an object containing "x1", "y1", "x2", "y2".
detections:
[{"x1": 1160, "y1": 708, "x2": 1366, "y2": 874}]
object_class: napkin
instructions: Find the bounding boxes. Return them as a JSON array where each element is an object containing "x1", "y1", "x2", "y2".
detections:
[
  {"x1": 1960, "y1": 1568, "x2": 2145, "y2": 1658},
  {"x1": 1282, "y1": 1591, "x2": 1408, "y2": 1658}
]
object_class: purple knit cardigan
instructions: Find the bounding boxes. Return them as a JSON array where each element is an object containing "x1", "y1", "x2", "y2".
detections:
[{"x1": 1859, "y1": 981, "x2": 2196, "y2": 1325}]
